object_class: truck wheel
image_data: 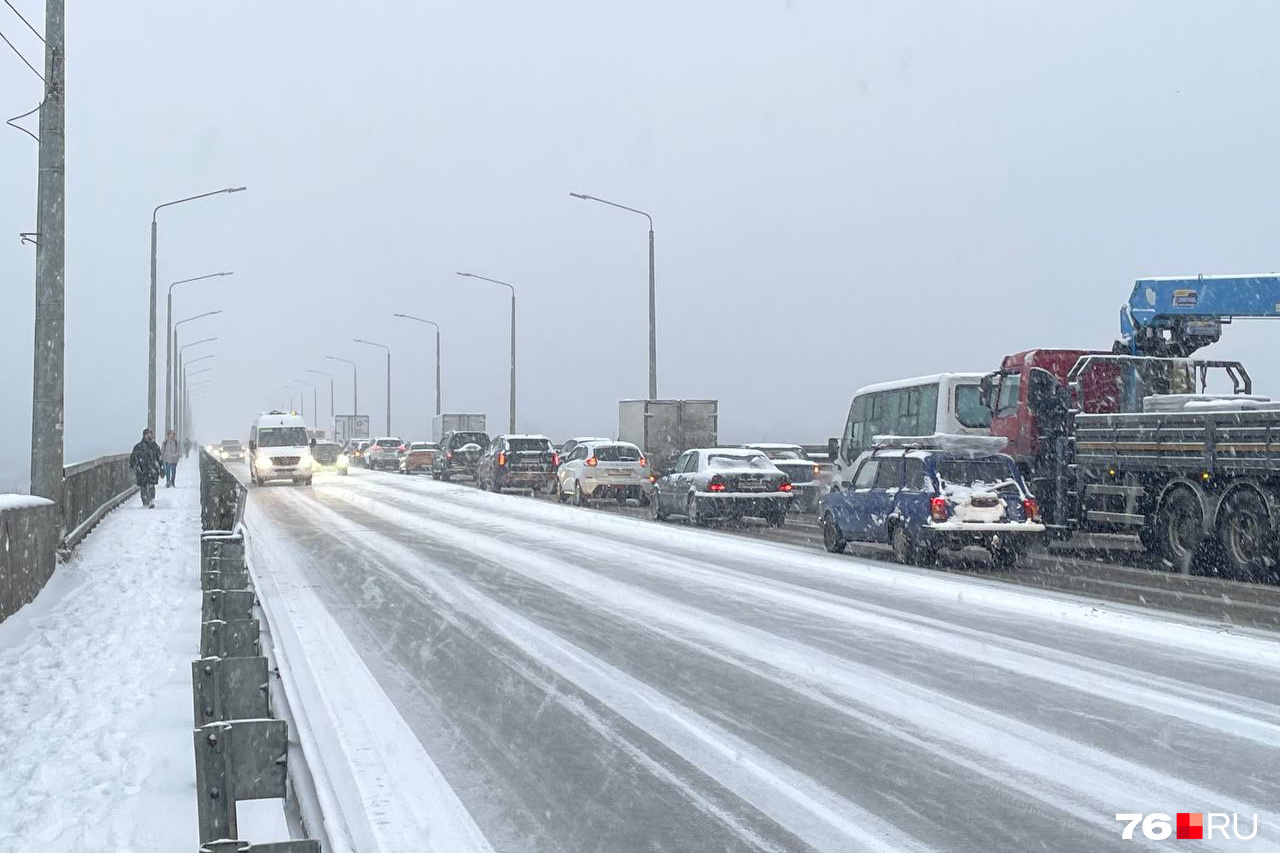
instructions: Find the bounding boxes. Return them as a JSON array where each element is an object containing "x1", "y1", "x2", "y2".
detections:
[
  {"x1": 1157, "y1": 488, "x2": 1203, "y2": 574},
  {"x1": 822, "y1": 512, "x2": 846, "y2": 553},
  {"x1": 1217, "y1": 488, "x2": 1273, "y2": 582}
]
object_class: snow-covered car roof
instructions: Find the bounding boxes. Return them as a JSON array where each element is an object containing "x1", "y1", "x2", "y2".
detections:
[
  {"x1": 371, "y1": 436, "x2": 403, "y2": 442},
  {"x1": 689, "y1": 447, "x2": 764, "y2": 457},
  {"x1": 744, "y1": 442, "x2": 803, "y2": 450},
  {"x1": 499, "y1": 434, "x2": 552, "y2": 441},
  {"x1": 852, "y1": 372, "x2": 987, "y2": 397},
  {"x1": 564, "y1": 436, "x2": 610, "y2": 443}
]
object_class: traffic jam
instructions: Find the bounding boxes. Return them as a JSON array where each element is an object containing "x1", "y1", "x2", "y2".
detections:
[{"x1": 226, "y1": 274, "x2": 1280, "y2": 582}]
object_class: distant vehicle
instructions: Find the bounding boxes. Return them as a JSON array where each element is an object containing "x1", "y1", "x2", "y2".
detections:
[
  {"x1": 831, "y1": 373, "x2": 991, "y2": 481},
  {"x1": 363, "y1": 437, "x2": 405, "y2": 471},
  {"x1": 557, "y1": 436, "x2": 611, "y2": 463},
  {"x1": 820, "y1": 440, "x2": 1044, "y2": 568},
  {"x1": 399, "y1": 441, "x2": 438, "y2": 474},
  {"x1": 248, "y1": 411, "x2": 314, "y2": 486},
  {"x1": 432, "y1": 430, "x2": 490, "y2": 481},
  {"x1": 310, "y1": 440, "x2": 349, "y2": 475},
  {"x1": 744, "y1": 443, "x2": 824, "y2": 513},
  {"x1": 650, "y1": 447, "x2": 791, "y2": 527},
  {"x1": 343, "y1": 438, "x2": 371, "y2": 468},
  {"x1": 218, "y1": 439, "x2": 245, "y2": 463},
  {"x1": 476, "y1": 435, "x2": 558, "y2": 493},
  {"x1": 333, "y1": 414, "x2": 371, "y2": 446},
  {"x1": 618, "y1": 399, "x2": 718, "y2": 475},
  {"x1": 556, "y1": 440, "x2": 650, "y2": 506},
  {"x1": 432, "y1": 412, "x2": 486, "y2": 442}
]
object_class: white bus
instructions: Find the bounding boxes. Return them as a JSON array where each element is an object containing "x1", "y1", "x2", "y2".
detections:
[{"x1": 833, "y1": 373, "x2": 992, "y2": 476}]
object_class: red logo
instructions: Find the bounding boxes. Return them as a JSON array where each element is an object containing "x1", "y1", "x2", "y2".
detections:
[{"x1": 1177, "y1": 813, "x2": 1203, "y2": 840}]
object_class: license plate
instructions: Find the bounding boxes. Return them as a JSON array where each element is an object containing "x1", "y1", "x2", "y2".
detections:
[
  {"x1": 738, "y1": 481, "x2": 765, "y2": 491},
  {"x1": 608, "y1": 469, "x2": 631, "y2": 477}
]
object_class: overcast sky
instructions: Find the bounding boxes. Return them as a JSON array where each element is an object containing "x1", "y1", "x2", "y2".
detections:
[{"x1": 3, "y1": 1, "x2": 1279, "y2": 489}]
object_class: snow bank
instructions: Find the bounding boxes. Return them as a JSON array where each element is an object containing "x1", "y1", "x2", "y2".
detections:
[{"x1": 0, "y1": 494, "x2": 54, "y2": 511}]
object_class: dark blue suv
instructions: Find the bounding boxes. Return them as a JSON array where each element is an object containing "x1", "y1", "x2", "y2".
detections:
[{"x1": 820, "y1": 447, "x2": 1044, "y2": 567}]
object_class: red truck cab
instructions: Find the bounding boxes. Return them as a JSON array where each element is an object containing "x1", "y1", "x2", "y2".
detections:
[{"x1": 988, "y1": 349, "x2": 1123, "y2": 464}]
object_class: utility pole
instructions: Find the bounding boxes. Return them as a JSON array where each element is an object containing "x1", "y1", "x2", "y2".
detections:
[{"x1": 29, "y1": 0, "x2": 66, "y2": 503}]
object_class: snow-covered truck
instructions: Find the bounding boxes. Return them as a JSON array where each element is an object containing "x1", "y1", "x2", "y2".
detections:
[
  {"x1": 432, "y1": 413, "x2": 486, "y2": 442},
  {"x1": 618, "y1": 399, "x2": 718, "y2": 473}
]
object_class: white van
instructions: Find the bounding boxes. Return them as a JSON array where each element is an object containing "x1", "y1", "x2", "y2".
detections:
[
  {"x1": 833, "y1": 373, "x2": 992, "y2": 480},
  {"x1": 248, "y1": 411, "x2": 314, "y2": 486}
]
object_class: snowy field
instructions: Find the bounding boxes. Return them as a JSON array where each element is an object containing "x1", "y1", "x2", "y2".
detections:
[
  {"x1": 241, "y1": 466, "x2": 1280, "y2": 853},
  {"x1": 0, "y1": 461, "x2": 288, "y2": 852}
]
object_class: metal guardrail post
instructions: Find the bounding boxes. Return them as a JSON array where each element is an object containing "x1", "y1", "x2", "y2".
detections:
[
  {"x1": 194, "y1": 718, "x2": 290, "y2": 842},
  {"x1": 201, "y1": 618, "x2": 262, "y2": 658},
  {"x1": 200, "y1": 841, "x2": 321, "y2": 853},
  {"x1": 202, "y1": 589, "x2": 256, "y2": 623},
  {"x1": 192, "y1": 656, "x2": 271, "y2": 726}
]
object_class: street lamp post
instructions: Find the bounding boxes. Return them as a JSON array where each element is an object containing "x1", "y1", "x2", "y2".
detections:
[
  {"x1": 324, "y1": 355, "x2": 359, "y2": 417},
  {"x1": 179, "y1": 356, "x2": 215, "y2": 443},
  {"x1": 569, "y1": 191, "x2": 657, "y2": 399},
  {"x1": 166, "y1": 271, "x2": 232, "y2": 431},
  {"x1": 353, "y1": 339, "x2": 392, "y2": 435},
  {"x1": 291, "y1": 380, "x2": 317, "y2": 427},
  {"x1": 307, "y1": 369, "x2": 336, "y2": 434},
  {"x1": 456, "y1": 272, "x2": 516, "y2": 433},
  {"x1": 392, "y1": 313, "x2": 442, "y2": 417},
  {"x1": 149, "y1": 186, "x2": 245, "y2": 433}
]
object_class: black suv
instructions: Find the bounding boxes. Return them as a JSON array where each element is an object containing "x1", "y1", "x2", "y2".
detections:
[
  {"x1": 432, "y1": 430, "x2": 491, "y2": 481},
  {"x1": 476, "y1": 435, "x2": 558, "y2": 493}
]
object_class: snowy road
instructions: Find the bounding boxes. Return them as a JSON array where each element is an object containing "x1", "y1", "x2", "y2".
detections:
[{"x1": 243, "y1": 468, "x2": 1280, "y2": 853}]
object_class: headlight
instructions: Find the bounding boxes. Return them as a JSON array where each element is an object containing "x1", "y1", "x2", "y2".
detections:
[
  {"x1": 220, "y1": 450, "x2": 228, "y2": 459},
  {"x1": 298, "y1": 454, "x2": 313, "y2": 470},
  {"x1": 255, "y1": 456, "x2": 273, "y2": 471},
  {"x1": 337, "y1": 454, "x2": 349, "y2": 465}
]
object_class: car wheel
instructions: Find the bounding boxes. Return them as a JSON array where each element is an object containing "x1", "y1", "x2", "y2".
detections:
[
  {"x1": 891, "y1": 524, "x2": 917, "y2": 565},
  {"x1": 441, "y1": 470, "x2": 450, "y2": 482},
  {"x1": 652, "y1": 490, "x2": 668, "y2": 522},
  {"x1": 576, "y1": 481, "x2": 591, "y2": 507},
  {"x1": 686, "y1": 494, "x2": 701, "y2": 526},
  {"x1": 304, "y1": 476, "x2": 313, "y2": 486},
  {"x1": 821, "y1": 512, "x2": 846, "y2": 553},
  {"x1": 556, "y1": 478, "x2": 568, "y2": 503}
]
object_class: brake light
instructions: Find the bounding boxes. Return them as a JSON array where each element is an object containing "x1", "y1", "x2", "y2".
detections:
[
  {"x1": 398, "y1": 445, "x2": 406, "y2": 453},
  {"x1": 638, "y1": 456, "x2": 647, "y2": 467},
  {"x1": 552, "y1": 452, "x2": 560, "y2": 466},
  {"x1": 447, "y1": 451, "x2": 454, "y2": 459},
  {"x1": 585, "y1": 456, "x2": 597, "y2": 467},
  {"x1": 648, "y1": 474, "x2": 657, "y2": 484},
  {"x1": 778, "y1": 482, "x2": 793, "y2": 492},
  {"x1": 930, "y1": 497, "x2": 949, "y2": 522},
  {"x1": 708, "y1": 482, "x2": 726, "y2": 492},
  {"x1": 498, "y1": 452, "x2": 506, "y2": 467},
  {"x1": 1022, "y1": 497, "x2": 1039, "y2": 522}
]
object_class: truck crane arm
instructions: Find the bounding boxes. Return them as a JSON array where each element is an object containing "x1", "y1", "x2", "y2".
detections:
[{"x1": 1118, "y1": 273, "x2": 1280, "y2": 357}]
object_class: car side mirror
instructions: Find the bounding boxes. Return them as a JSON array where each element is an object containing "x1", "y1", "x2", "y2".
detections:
[
  {"x1": 310, "y1": 438, "x2": 317, "y2": 448},
  {"x1": 827, "y1": 437, "x2": 839, "y2": 460}
]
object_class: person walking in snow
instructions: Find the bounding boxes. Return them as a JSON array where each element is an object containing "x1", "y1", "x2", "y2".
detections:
[
  {"x1": 161, "y1": 429, "x2": 181, "y2": 488},
  {"x1": 130, "y1": 428, "x2": 163, "y2": 508}
]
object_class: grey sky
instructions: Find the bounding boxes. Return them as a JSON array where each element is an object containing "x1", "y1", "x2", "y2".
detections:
[{"x1": 2, "y1": 1, "x2": 1278, "y2": 489}]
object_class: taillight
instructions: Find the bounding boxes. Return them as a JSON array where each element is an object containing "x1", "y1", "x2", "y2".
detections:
[
  {"x1": 708, "y1": 477, "x2": 726, "y2": 493},
  {"x1": 552, "y1": 453, "x2": 560, "y2": 466},
  {"x1": 778, "y1": 482, "x2": 793, "y2": 492},
  {"x1": 398, "y1": 445, "x2": 406, "y2": 453},
  {"x1": 1022, "y1": 497, "x2": 1039, "y2": 522},
  {"x1": 447, "y1": 451, "x2": 454, "y2": 459},
  {"x1": 585, "y1": 456, "x2": 597, "y2": 467},
  {"x1": 930, "y1": 497, "x2": 949, "y2": 522},
  {"x1": 638, "y1": 456, "x2": 647, "y2": 467},
  {"x1": 648, "y1": 474, "x2": 657, "y2": 484},
  {"x1": 498, "y1": 452, "x2": 507, "y2": 467},
  {"x1": 811, "y1": 465, "x2": 820, "y2": 478}
]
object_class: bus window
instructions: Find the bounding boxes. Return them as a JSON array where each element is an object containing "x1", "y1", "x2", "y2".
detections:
[
  {"x1": 996, "y1": 373, "x2": 1022, "y2": 417},
  {"x1": 955, "y1": 385, "x2": 992, "y2": 428}
]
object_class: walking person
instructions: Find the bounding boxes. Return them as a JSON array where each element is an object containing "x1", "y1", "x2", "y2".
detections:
[
  {"x1": 161, "y1": 429, "x2": 181, "y2": 488},
  {"x1": 130, "y1": 428, "x2": 162, "y2": 509}
]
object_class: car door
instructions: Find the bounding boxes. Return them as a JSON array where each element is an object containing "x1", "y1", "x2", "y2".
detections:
[
  {"x1": 839, "y1": 459, "x2": 879, "y2": 541},
  {"x1": 559, "y1": 445, "x2": 586, "y2": 493},
  {"x1": 661, "y1": 451, "x2": 693, "y2": 512},
  {"x1": 866, "y1": 458, "x2": 905, "y2": 542}
]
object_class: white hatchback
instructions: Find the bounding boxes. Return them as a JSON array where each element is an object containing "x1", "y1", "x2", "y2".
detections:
[{"x1": 556, "y1": 441, "x2": 650, "y2": 506}]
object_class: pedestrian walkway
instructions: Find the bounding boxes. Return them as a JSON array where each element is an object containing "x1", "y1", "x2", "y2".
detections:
[{"x1": 0, "y1": 459, "x2": 286, "y2": 852}]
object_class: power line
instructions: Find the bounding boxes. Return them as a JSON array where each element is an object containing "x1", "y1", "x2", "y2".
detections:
[
  {"x1": 3, "y1": 1, "x2": 43, "y2": 43},
  {"x1": 0, "y1": 26, "x2": 42, "y2": 80}
]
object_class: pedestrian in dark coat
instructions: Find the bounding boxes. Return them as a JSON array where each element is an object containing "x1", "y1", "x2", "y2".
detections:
[{"x1": 130, "y1": 428, "x2": 163, "y2": 508}]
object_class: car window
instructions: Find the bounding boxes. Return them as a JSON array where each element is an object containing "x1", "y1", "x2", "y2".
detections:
[
  {"x1": 375, "y1": 438, "x2": 401, "y2": 448},
  {"x1": 595, "y1": 444, "x2": 642, "y2": 462},
  {"x1": 677, "y1": 452, "x2": 697, "y2": 474},
  {"x1": 571, "y1": 446, "x2": 588, "y2": 461},
  {"x1": 996, "y1": 373, "x2": 1022, "y2": 417},
  {"x1": 905, "y1": 458, "x2": 927, "y2": 490},
  {"x1": 853, "y1": 460, "x2": 879, "y2": 489},
  {"x1": 508, "y1": 438, "x2": 551, "y2": 452},
  {"x1": 874, "y1": 459, "x2": 904, "y2": 489}
]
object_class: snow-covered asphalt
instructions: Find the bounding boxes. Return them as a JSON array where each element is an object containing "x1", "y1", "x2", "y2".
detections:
[{"x1": 243, "y1": 467, "x2": 1280, "y2": 853}]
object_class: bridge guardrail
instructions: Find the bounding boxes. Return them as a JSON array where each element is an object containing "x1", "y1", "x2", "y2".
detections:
[
  {"x1": 194, "y1": 450, "x2": 318, "y2": 852},
  {"x1": 62, "y1": 453, "x2": 136, "y2": 550}
]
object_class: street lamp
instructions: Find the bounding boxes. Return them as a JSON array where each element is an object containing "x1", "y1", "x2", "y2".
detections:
[
  {"x1": 324, "y1": 355, "x2": 359, "y2": 416},
  {"x1": 179, "y1": 355, "x2": 216, "y2": 442},
  {"x1": 148, "y1": 186, "x2": 246, "y2": 432},
  {"x1": 353, "y1": 339, "x2": 392, "y2": 435},
  {"x1": 456, "y1": 271, "x2": 516, "y2": 433},
  {"x1": 570, "y1": 191, "x2": 657, "y2": 399},
  {"x1": 393, "y1": 313, "x2": 442, "y2": 417},
  {"x1": 166, "y1": 271, "x2": 233, "y2": 431},
  {"x1": 307, "y1": 369, "x2": 336, "y2": 434},
  {"x1": 291, "y1": 380, "x2": 317, "y2": 426}
]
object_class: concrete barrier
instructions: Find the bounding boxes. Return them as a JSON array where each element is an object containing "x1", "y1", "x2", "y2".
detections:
[{"x1": 0, "y1": 497, "x2": 58, "y2": 623}]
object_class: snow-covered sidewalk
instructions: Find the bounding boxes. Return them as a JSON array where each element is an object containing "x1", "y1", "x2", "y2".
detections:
[{"x1": 0, "y1": 460, "x2": 286, "y2": 852}]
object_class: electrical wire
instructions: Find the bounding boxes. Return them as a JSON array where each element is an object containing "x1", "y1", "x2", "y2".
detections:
[
  {"x1": 0, "y1": 25, "x2": 41, "y2": 80},
  {"x1": 3, "y1": 0, "x2": 42, "y2": 43},
  {"x1": 7, "y1": 98, "x2": 39, "y2": 142}
]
